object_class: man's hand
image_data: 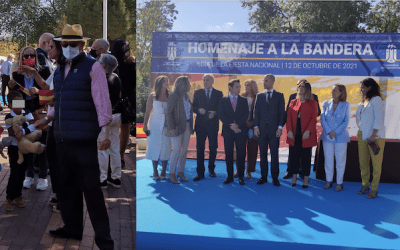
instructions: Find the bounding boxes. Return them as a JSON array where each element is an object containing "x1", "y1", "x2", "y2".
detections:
[
  {"x1": 199, "y1": 108, "x2": 206, "y2": 115},
  {"x1": 276, "y1": 128, "x2": 282, "y2": 137},
  {"x1": 8, "y1": 79, "x2": 16, "y2": 89},
  {"x1": 302, "y1": 131, "x2": 310, "y2": 140},
  {"x1": 208, "y1": 111, "x2": 216, "y2": 119},
  {"x1": 329, "y1": 131, "x2": 336, "y2": 139},
  {"x1": 34, "y1": 118, "x2": 49, "y2": 130},
  {"x1": 15, "y1": 130, "x2": 23, "y2": 141},
  {"x1": 254, "y1": 127, "x2": 260, "y2": 137},
  {"x1": 18, "y1": 65, "x2": 36, "y2": 75},
  {"x1": 98, "y1": 139, "x2": 111, "y2": 150},
  {"x1": 230, "y1": 123, "x2": 239, "y2": 131},
  {"x1": 287, "y1": 131, "x2": 294, "y2": 139}
]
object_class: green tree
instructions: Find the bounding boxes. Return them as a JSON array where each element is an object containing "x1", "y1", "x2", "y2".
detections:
[
  {"x1": 0, "y1": 0, "x2": 67, "y2": 47},
  {"x1": 241, "y1": 0, "x2": 371, "y2": 33},
  {"x1": 367, "y1": 0, "x2": 400, "y2": 33},
  {"x1": 136, "y1": 1, "x2": 178, "y2": 116}
]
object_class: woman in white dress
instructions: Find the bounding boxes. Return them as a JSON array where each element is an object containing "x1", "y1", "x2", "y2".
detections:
[{"x1": 143, "y1": 76, "x2": 172, "y2": 180}]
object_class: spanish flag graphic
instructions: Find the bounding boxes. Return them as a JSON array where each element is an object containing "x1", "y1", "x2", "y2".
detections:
[{"x1": 38, "y1": 90, "x2": 55, "y2": 105}]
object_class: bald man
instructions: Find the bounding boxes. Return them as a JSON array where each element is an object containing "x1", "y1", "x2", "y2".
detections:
[
  {"x1": 37, "y1": 32, "x2": 55, "y2": 80},
  {"x1": 90, "y1": 39, "x2": 110, "y2": 60}
]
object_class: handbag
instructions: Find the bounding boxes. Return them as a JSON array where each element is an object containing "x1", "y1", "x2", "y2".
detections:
[
  {"x1": 368, "y1": 140, "x2": 380, "y2": 155},
  {"x1": 116, "y1": 97, "x2": 135, "y2": 124}
]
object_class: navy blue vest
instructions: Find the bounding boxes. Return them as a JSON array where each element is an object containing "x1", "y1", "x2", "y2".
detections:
[{"x1": 53, "y1": 53, "x2": 101, "y2": 142}]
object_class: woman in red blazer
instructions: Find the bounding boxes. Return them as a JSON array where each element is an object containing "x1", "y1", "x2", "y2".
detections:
[{"x1": 286, "y1": 79, "x2": 318, "y2": 188}]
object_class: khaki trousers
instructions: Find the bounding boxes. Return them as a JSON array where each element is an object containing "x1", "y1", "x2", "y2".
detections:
[{"x1": 357, "y1": 130, "x2": 385, "y2": 191}]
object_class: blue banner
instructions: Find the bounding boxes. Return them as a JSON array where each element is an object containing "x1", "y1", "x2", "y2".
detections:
[{"x1": 152, "y1": 32, "x2": 400, "y2": 77}]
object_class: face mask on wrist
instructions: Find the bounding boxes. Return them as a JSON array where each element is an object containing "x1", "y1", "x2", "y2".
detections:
[
  {"x1": 23, "y1": 58, "x2": 36, "y2": 67},
  {"x1": 62, "y1": 46, "x2": 80, "y2": 60}
]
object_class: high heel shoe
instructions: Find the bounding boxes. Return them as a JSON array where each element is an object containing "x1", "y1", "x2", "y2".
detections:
[
  {"x1": 291, "y1": 177, "x2": 297, "y2": 187},
  {"x1": 334, "y1": 184, "x2": 343, "y2": 192},
  {"x1": 324, "y1": 182, "x2": 333, "y2": 189},
  {"x1": 302, "y1": 176, "x2": 309, "y2": 188},
  {"x1": 358, "y1": 186, "x2": 370, "y2": 195},
  {"x1": 152, "y1": 172, "x2": 159, "y2": 180},
  {"x1": 169, "y1": 174, "x2": 180, "y2": 184},
  {"x1": 160, "y1": 172, "x2": 166, "y2": 180},
  {"x1": 177, "y1": 172, "x2": 189, "y2": 182},
  {"x1": 366, "y1": 190, "x2": 378, "y2": 199}
]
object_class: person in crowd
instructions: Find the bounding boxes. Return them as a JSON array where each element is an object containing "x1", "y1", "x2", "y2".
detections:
[
  {"x1": 36, "y1": 32, "x2": 55, "y2": 79},
  {"x1": 34, "y1": 24, "x2": 114, "y2": 249},
  {"x1": 320, "y1": 84, "x2": 350, "y2": 191},
  {"x1": 90, "y1": 39, "x2": 110, "y2": 60},
  {"x1": 111, "y1": 39, "x2": 135, "y2": 169},
  {"x1": 286, "y1": 79, "x2": 318, "y2": 188},
  {"x1": 1, "y1": 54, "x2": 15, "y2": 107},
  {"x1": 233, "y1": 80, "x2": 259, "y2": 179},
  {"x1": 356, "y1": 78, "x2": 385, "y2": 199},
  {"x1": 4, "y1": 91, "x2": 35, "y2": 211},
  {"x1": 253, "y1": 74, "x2": 285, "y2": 186},
  {"x1": 218, "y1": 79, "x2": 249, "y2": 185},
  {"x1": 283, "y1": 80, "x2": 321, "y2": 180},
  {"x1": 97, "y1": 54, "x2": 123, "y2": 188},
  {"x1": 8, "y1": 47, "x2": 49, "y2": 191},
  {"x1": 19, "y1": 36, "x2": 65, "y2": 211},
  {"x1": 143, "y1": 75, "x2": 171, "y2": 180},
  {"x1": 192, "y1": 74, "x2": 223, "y2": 181},
  {"x1": 165, "y1": 76, "x2": 193, "y2": 184}
]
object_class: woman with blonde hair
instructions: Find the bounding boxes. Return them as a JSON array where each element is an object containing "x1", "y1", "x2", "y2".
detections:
[
  {"x1": 143, "y1": 75, "x2": 172, "y2": 180},
  {"x1": 321, "y1": 84, "x2": 350, "y2": 191},
  {"x1": 286, "y1": 79, "x2": 318, "y2": 188},
  {"x1": 165, "y1": 76, "x2": 194, "y2": 184},
  {"x1": 234, "y1": 79, "x2": 259, "y2": 179}
]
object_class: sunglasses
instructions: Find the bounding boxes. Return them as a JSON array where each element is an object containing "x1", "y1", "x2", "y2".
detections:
[
  {"x1": 61, "y1": 42, "x2": 78, "y2": 48},
  {"x1": 23, "y1": 54, "x2": 35, "y2": 59}
]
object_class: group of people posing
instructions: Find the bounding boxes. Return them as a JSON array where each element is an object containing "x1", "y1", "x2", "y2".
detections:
[
  {"x1": 144, "y1": 73, "x2": 385, "y2": 199},
  {"x1": 0, "y1": 24, "x2": 135, "y2": 250}
]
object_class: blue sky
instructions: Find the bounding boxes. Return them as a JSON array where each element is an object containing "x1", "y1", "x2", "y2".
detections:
[{"x1": 169, "y1": 1, "x2": 255, "y2": 33}]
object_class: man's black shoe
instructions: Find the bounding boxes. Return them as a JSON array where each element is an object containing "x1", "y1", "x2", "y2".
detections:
[
  {"x1": 193, "y1": 175, "x2": 204, "y2": 181},
  {"x1": 239, "y1": 178, "x2": 245, "y2": 185},
  {"x1": 223, "y1": 178, "x2": 233, "y2": 184},
  {"x1": 257, "y1": 177, "x2": 267, "y2": 185},
  {"x1": 49, "y1": 227, "x2": 82, "y2": 240},
  {"x1": 209, "y1": 172, "x2": 217, "y2": 177},
  {"x1": 282, "y1": 172, "x2": 291, "y2": 179},
  {"x1": 273, "y1": 178, "x2": 281, "y2": 186}
]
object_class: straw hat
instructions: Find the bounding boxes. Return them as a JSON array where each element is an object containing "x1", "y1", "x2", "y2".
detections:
[{"x1": 54, "y1": 24, "x2": 90, "y2": 42}]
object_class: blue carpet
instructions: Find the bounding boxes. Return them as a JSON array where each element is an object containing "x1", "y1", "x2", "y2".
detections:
[{"x1": 137, "y1": 159, "x2": 400, "y2": 250}]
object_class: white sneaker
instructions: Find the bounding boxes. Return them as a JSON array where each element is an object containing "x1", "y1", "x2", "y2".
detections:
[
  {"x1": 23, "y1": 177, "x2": 34, "y2": 189},
  {"x1": 36, "y1": 178, "x2": 48, "y2": 191}
]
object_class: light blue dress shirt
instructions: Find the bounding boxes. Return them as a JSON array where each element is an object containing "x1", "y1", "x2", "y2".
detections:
[
  {"x1": 1, "y1": 59, "x2": 12, "y2": 75},
  {"x1": 320, "y1": 100, "x2": 350, "y2": 143}
]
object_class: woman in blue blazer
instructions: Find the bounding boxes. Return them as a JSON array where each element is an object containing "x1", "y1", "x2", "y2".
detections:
[{"x1": 321, "y1": 84, "x2": 350, "y2": 191}]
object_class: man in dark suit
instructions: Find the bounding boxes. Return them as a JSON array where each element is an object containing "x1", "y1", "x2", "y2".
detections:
[
  {"x1": 253, "y1": 74, "x2": 285, "y2": 186},
  {"x1": 193, "y1": 74, "x2": 223, "y2": 181},
  {"x1": 218, "y1": 79, "x2": 249, "y2": 185},
  {"x1": 282, "y1": 81, "x2": 321, "y2": 179}
]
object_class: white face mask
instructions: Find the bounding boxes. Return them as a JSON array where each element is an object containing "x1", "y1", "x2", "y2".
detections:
[{"x1": 62, "y1": 46, "x2": 80, "y2": 60}]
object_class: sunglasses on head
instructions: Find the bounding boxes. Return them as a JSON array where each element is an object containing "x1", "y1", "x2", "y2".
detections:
[
  {"x1": 61, "y1": 42, "x2": 78, "y2": 48},
  {"x1": 23, "y1": 54, "x2": 35, "y2": 59}
]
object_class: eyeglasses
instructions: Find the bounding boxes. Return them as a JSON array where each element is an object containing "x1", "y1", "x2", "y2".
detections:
[
  {"x1": 23, "y1": 54, "x2": 35, "y2": 59},
  {"x1": 61, "y1": 42, "x2": 78, "y2": 48}
]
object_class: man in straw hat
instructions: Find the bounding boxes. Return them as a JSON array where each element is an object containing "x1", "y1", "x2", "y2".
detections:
[{"x1": 35, "y1": 24, "x2": 114, "y2": 249}]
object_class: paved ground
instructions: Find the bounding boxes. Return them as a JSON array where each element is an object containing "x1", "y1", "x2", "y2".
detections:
[{"x1": 0, "y1": 106, "x2": 136, "y2": 250}]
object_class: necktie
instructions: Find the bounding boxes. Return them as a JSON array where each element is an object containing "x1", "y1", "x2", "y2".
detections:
[
  {"x1": 267, "y1": 91, "x2": 271, "y2": 103},
  {"x1": 232, "y1": 96, "x2": 237, "y2": 110},
  {"x1": 207, "y1": 89, "x2": 210, "y2": 100}
]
